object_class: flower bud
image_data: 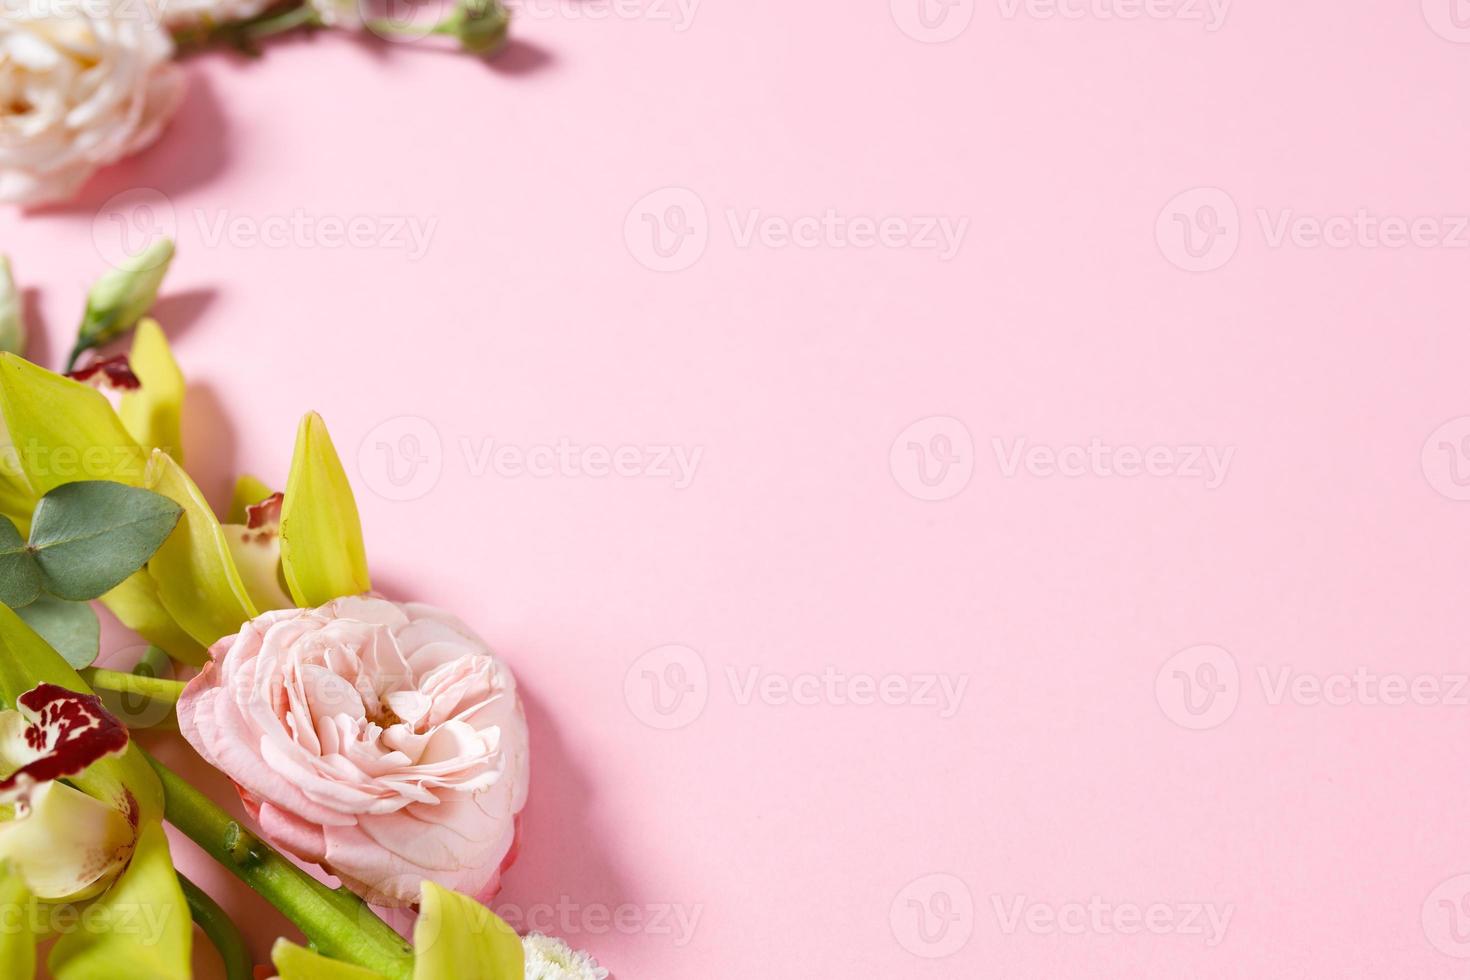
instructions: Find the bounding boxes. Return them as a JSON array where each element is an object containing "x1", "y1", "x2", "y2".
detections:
[{"x1": 71, "y1": 238, "x2": 175, "y2": 370}]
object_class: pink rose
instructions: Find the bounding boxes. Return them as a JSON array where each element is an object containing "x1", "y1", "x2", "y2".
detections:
[{"x1": 177, "y1": 596, "x2": 529, "y2": 908}]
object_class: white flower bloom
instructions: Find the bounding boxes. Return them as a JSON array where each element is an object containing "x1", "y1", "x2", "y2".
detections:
[
  {"x1": 523, "y1": 933, "x2": 610, "y2": 980},
  {"x1": 155, "y1": 0, "x2": 273, "y2": 28},
  {"x1": 0, "y1": 0, "x2": 185, "y2": 205}
]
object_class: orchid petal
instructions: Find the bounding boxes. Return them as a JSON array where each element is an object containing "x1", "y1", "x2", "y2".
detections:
[
  {"x1": 143, "y1": 449, "x2": 258, "y2": 648},
  {"x1": 272, "y1": 939, "x2": 389, "y2": 979},
  {"x1": 0, "y1": 780, "x2": 131, "y2": 901},
  {"x1": 118, "y1": 319, "x2": 184, "y2": 461},
  {"x1": 412, "y1": 881, "x2": 523, "y2": 980},
  {"x1": 0, "y1": 861, "x2": 36, "y2": 979},
  {"x1": 280, "y1": 413, "x2": 371, "y2": 607}
]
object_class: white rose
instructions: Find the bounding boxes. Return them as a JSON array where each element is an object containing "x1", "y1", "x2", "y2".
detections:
[
  {"x1": 155, "y1": 0, "x2": 273, "y2": 29},
  {"x1": 0, "y1": 0, "x2": 186, "y2": 205}
]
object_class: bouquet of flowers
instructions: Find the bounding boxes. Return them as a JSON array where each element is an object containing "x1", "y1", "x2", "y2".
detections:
[{"x1": 0, "y1": 247, "x2": 607, "y2": 979}]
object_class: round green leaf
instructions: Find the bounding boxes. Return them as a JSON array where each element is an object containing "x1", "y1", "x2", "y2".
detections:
[
  {"x1": 0, "y1": 516, "x2": 40, "y2": 609},
  {"x1": 29, "y1": 481, "x2": 183, "y2": 602},
  {"x1": 15, "y1": 598, "x2": 100, "y2": 668}
]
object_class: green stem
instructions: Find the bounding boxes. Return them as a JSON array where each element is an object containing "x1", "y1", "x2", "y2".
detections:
[
  {"x1": 178, "y1": 873, "x2": 254, "y2": 980},
  {"x1": 171, "y1": 1, "x2": 324, "y2": 56},
  {"x1": 144, "y1": 752, "x2": 415, "y2": 980},
  {"x1": 82, "y1": 668, "x2": 184, "y2": 705}
]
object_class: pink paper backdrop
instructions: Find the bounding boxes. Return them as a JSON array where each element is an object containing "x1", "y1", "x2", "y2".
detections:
[{"x1": 6, "y1": 0, "x2": 1470, "y2": 975}]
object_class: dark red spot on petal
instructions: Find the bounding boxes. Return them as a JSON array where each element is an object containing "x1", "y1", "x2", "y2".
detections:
[
  {"x1": 0, "y1": 684, "x2": 129, "y2": 807},
  {"x1": 67, "y1": 356, "x2": 142, "y2": 392},
  {"x1": 245, "y1": 492, "x2": 283, "y2": 532}
]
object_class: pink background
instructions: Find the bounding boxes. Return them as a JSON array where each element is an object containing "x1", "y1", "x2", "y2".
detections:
[{"x1": 6, "y1": 0, "x2": 1470, "y2": 975}]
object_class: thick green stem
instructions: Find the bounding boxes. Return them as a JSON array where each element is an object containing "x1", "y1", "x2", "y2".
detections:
[
  {"x1": 178, "y1": 873, "x2": 254, "y2": 980},
  {"x1": 144, "y1": 752, "x2": 415, "y2": 980},
  {"x1": 82, "y1": 668, "x2": 184, "y2": 704}
]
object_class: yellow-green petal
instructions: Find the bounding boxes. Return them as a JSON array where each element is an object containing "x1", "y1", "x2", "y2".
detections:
[
  {"x1": 144, "y1": 450, "x2": 257, "y2": 648},
  {"x1": 47, "y1": 823, "x2": 190, "y2": 980},
  {"x1": 412, "y1": 882, "x2": 523, "y2": 980},
  {"x1": 118, "y1": 319, "x2": 184, "y2": 461},
  {"x1": 0, "y1": 355, "x2": 146, "y2": 495},
  {"x1": 100, "y1": 572, "x2": 206, "y2": 666},
  {"x1": 273, "y1": 939, "x2": 389, "y2": 980},
  {"x1": 280, "y1": 413, "x2": 370, "y2": 607},
  {"x1": 0, "y1": 862, "x2": 35, "y2": 979},
  {"x1": 227, "y1": 474, "x2": 274, "y2": 525}
]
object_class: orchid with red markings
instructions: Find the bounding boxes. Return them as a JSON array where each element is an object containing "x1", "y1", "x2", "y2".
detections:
[{"x1": 0, "y1": 684, "x2": 133, "y2": 901}]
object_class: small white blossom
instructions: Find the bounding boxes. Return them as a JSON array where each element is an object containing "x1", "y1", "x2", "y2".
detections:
[{"x1": 523, "y1": 933, "x2": 609, "y2": 980}]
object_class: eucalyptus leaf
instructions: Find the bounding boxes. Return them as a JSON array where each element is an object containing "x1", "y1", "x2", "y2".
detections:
[
  {"x1": 15, "y1": 597, "x2": 100, "y2": 669},
  {"x1": 29, "y1": 481, "x2": 183, "y2": 601},
  {"x1": 0, "y1": 516, "x2": 40, "y2": 609}
]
